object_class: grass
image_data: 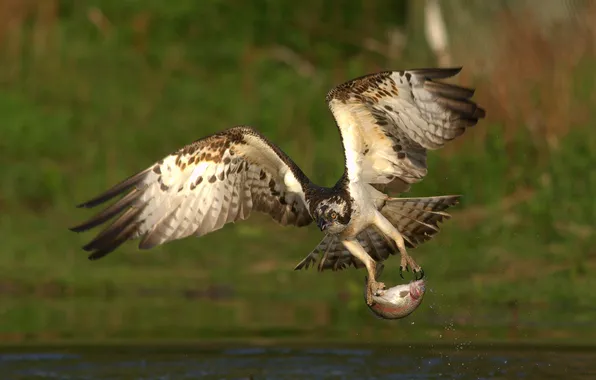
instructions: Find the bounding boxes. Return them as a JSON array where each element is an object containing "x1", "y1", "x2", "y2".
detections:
[{"x1": 0, "y1": 0, "x2": 595, "y2": 344}]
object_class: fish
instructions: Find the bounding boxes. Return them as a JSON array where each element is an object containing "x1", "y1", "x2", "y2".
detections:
[{"x1": 364, "y1": 264, "x2": 426, "y2": 320}]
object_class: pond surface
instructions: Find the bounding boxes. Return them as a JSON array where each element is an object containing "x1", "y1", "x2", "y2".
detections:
[{"x1": 1, "y1": 344, "x2": 595, "y2": 379}]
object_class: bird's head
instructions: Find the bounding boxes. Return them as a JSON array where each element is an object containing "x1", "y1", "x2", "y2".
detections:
[{"x1": 313, "y1": 196, "x2": 351, "y2": 234}]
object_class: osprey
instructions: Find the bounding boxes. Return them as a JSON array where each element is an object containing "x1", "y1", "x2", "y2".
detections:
[{"x1": 70, "y1": 67, "x2": 485, "y2": 305}]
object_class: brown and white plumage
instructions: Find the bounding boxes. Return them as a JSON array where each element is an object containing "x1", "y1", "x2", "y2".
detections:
[
  {"x1": 327, "y1": 67, "x2": 485, "y2": 187},
  {"x1": 70, "y1": 126, "x2": 312, "y2": 260},
  {"x1": 294, "y1": 195, "x2": 460, "y2": 271},
  {"x1": 71, "y1": 67, "x2": 485, "y2": 306},
  {"x1": 293, "y1": 68, "x2": 485, "y2": 284}
]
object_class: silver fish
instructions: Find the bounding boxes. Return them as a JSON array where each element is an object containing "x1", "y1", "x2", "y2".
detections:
[{"x1": 364, "y1": 264, "x2": 426, "y2": 320}]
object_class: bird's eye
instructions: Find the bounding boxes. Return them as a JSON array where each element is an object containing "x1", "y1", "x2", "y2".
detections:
[{"x1": 330, "y1": 212, "x2": 337, "y2": 220}]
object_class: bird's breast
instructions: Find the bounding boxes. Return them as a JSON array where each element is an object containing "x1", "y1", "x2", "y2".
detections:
[{"x1": 339, "y1": 183, "x2": 379, "y2": 239}]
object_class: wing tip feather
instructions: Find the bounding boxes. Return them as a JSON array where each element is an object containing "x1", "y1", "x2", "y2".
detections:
[
  {"x1": 412, "y1": 66, "x2": 462, "y2": 79},
  {"x1": 81, "y1": 206, "x2": 145, "y2": 260},
  {"x1": 70, "y1": 190, "x2": 143, "y2": 234},
  {"x1": 428, "y1": 80, "x2": 487, "y2": 126},
  {"x1": 74, "y1": 168, "x2": 150, "y2": 209}
]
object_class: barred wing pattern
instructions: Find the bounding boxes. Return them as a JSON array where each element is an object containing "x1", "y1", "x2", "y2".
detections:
[
  {"x1": 70, "y1": 126, "x2": 313, "y2": 260},
  {"x1": 295, "y1": 68, "x2": 486, "y2": 272},
  {"x1": 327, "y1": 67, "x2": 486, "y2": 187}
]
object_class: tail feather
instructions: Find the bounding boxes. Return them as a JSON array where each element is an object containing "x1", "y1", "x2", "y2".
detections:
[
  {"x1": 294, "y1": 195, "x2": 460, "y2": 272},
  {"x1": 381, "y1": 195, "x2": 460, "y2": 248}
]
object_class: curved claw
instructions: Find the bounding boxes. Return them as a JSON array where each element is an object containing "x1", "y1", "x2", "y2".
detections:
[
  {"x1": 399, "y1": 266, "x2": 405, "y2": 279},
  {"x1": 414, "y1": 268, "x2": 425, "y2": 281}
]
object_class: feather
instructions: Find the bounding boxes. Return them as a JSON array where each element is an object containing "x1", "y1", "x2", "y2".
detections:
[
  {"x1": 326, "y1": 67, "x2": 486, "y2": 188},
  {"x1": 71, "y1": 126, "x2": 313, "y2": 259},
  {"x1": 294, "y1": 195, "x2": 460, "y2": 272}
]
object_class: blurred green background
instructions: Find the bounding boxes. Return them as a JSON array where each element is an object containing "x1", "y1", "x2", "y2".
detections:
[{"x1": 0, "y1": 0, "x2": 595, "y2": 346}]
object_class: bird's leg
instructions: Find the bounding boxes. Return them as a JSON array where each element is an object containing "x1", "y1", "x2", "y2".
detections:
[
  {"x1": 342, "y1": 239, "x2": 386, "y2": 305},
  {"x1": 373, "y1": 211, "x2": 424, "y2": 280}
]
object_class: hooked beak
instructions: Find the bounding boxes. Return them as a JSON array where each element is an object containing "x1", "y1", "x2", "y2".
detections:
[{"x1": 317, "y1": 219, "x2": 328, "y2": 231}]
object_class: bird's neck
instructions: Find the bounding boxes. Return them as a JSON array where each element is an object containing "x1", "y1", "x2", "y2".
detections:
[{"x1": 305, "y1": 178, "x2": 351, "y2": 215}]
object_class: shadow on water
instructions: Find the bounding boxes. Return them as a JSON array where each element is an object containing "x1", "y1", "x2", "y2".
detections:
[{"x1": 1, "y1": 344, "x2": 595, "y2": 379}]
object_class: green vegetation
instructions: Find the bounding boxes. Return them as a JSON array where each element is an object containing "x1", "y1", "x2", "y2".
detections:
[{"x1": 1, "y1": 1, "x2": 595, "y2": 344}]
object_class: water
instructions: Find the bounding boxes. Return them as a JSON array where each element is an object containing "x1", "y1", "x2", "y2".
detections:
[{"x1": 1, "y1": 344, "x2": 595, "y2": 379}]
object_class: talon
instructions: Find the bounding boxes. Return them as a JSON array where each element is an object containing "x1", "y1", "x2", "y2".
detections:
[
  {"x1": 412, "y1": 267, "x2": 424, "y2": 281},
  {"x1": 366, "y1": 280, "x2": 386, "y2": 305},
  {"x1": 372, "y1": 281, "x2": 386, "y2": 295},
  {"x1": 399, "y1": 266, "x2": 405, "y2": 279}
]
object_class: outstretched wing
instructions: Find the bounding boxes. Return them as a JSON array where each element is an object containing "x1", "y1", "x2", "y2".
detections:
[
  {"x1": 70, "y1": 126, "x2": 313, "y2": 260},
  {"x1": 326, "y1": 67, "x2": 486, "y2": 188}
]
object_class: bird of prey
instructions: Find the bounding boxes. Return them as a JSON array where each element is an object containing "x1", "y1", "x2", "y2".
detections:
[{"x1": 70, "y1": 67, "x2": 485, "y2": 305}]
